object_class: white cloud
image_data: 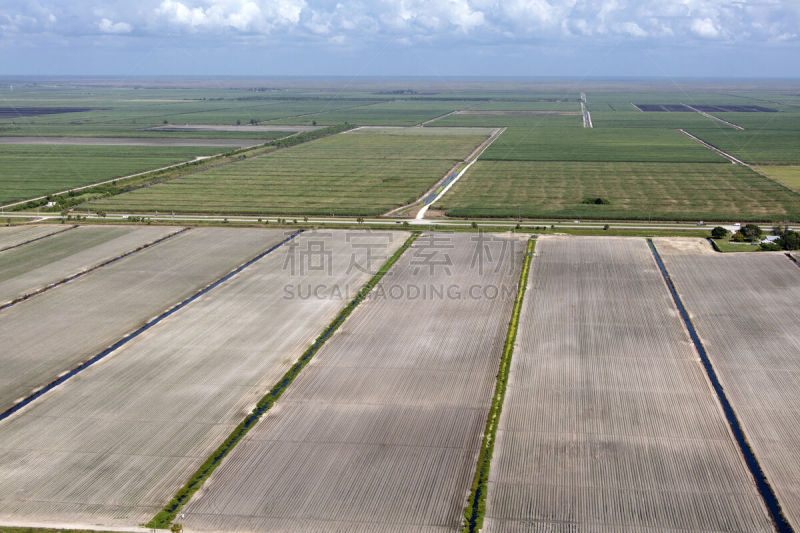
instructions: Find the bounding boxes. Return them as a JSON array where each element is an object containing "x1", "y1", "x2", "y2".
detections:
[
  {"x1": 98, "y1": 17, "x2": 132, "y2": 33},
  {"x1": 690, "y1": 17, "x2": 720, "y2": 38},
  {"x1": 618, "y1": 21, "x2": 647, "y2": 37},
  {"x1": 155, "y1": 0, "x2": 305, "y2": 32}
]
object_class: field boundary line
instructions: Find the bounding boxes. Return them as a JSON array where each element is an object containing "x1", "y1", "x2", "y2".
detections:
[
  {"x1": 678, "y1": 129, "x2": 746, "y2": 165},
  {"x1": 0, "y1": 230, "x2": 302, "y2": 424},
  {"x1": 682, "y1": 104, "x2": 745, "y2": 130},
  {"x1": 463, "y1": 237, "x2": 535, "y2": 533},
  {"x1": 411, "y1": 127, "x2": 506, "y2": 220},
  {"x1": 145, "y1": 231, "x2": 420, "y2": 529},
  {"x1": 0, "y1": 225, "x2": 78, "y2": 252},
  {"x1": 0, "y1": 227, "x2": 190, "y2": 312},
  {"x1": 647, "y1": 239, "x2": 793, "y2": 533},
  {"x1": 679, "y1": 130, "x2": 800, "y2": 199},
  {"x1": 383, "y1": 127, "x2": 505, "y2": 218}
]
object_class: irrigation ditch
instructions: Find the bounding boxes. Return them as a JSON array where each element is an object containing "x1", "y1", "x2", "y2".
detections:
[
  {"x1": 0, "y1": 230, "x2": 303, "y2": 424},
  {"x1": 648, "y1": 239, "x2": 793, "y2": 533},
  {"x1": 463, "y1": 236, "x2": 536, "y2": 532},
  {"x1": 0, "y1": 227, "x2": 190, "y2": 312},
  {"x1": 146, "y1": 231, "x2": 420, "y2": 529}
]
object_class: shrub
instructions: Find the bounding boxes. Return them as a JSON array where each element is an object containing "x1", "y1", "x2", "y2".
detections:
[
  {"x1": 731, "y1": 232, "x2": 745, "y2": 242},
  {"x1": 582, "y1": 197, "x2": 610, "y2": 205},
  {"x1": 760, "y1": 242, "x2": 782, "y2": 251},
  {"x1": 711, "y1": 226, "x2": 728, "y2": 239}
]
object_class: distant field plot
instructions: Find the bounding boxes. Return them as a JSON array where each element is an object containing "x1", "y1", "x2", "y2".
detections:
[
  {"x1": 183, "y1": 232, "x2": 525, "y2": 532},
  {"x1": 0, "y1": 230, "x2": 406, "y2": 527},
  {"x1": 756, "y1": 165, "x2": 800, "y2": 190},
  {"x1": 266, "y1": 99, "x2": 471, "y2": 126},
  {"x1": 468, "y1": 100, "x2": 579, "y2": 111},
  {"x1": 431, "y1": 114, "x2": 723, "y2": 162},
  {"x1": 484, "y1": 236, "x2": 771, "y2": 532},
  {"x1": 587, "y1": 110, "x2": 725, "y2": 129},
  {"x1": 656, "y1": 239, "x2": 800, "y2": 529},
  {"x1": 89, "y1": 130, "x2": 488, "y2": 215},
  {"x1": 685, "y1": 127, "x2": 800, "y2": 164},
  {"x1": 0, "y1": 145, "x2": 226, "y2": 205},
  {"x1": 0, "y1": 225, "x2": 175, "y2": 305},
  {"x1": 0, "y1": 225, "x2": 68, "y2": 250},
  {"x1": 0, "y1": 227, "x2": 286, "y2": 413},
  {"x1": 438, "y1": 161, "x2": 800, "y2": 221}
]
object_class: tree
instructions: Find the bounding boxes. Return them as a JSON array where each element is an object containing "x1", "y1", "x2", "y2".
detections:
[
  {"x1": 777, "y1": 230, "x2": 800, "y2": 250},
  {"x1": 711, "y1": 226, "x2": 728, "y2": 239},
  {"x1": 739, "y1": 224, "x2": 762, "y2": 242}
]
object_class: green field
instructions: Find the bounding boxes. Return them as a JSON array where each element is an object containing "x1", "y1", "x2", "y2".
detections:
[
  {"x1": 87, "y1": 130, "x2": 488, "y2": 215},
  {"x1": 430, "y1": 114, "x2": 725, "y2": 162},
  {"x1": 0, "y1": 144, "x2": 226, "y2": 205},
  {"x1": 684, "y1": 127, "x2": 800, "y2": 164},
  {"x1": 265, "y1": 100, "x2": 473, "y2": 126},
  {"x1": 438, "y1": 161, "x2": 800, "y2": 221},
  {"x1": 756, "y1": 166, "x2": 800, "y2": 190}
]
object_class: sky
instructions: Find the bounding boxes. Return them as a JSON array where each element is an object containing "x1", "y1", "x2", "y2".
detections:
[{"x1": 1, "y1": 0, "x2": 799, "y2": 77}]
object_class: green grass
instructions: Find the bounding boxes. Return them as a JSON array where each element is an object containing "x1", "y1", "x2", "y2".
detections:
[
  {"x1": 756, "y1": 166, "x2": 800, "y2": 190},
  {"x1": 0, "y1": 144, "x2": 227, "y2": 205},
  {"x1": 711, "y1": 238, "x2": 763, "y2": 252},
  {"x1": 146, "y1": 231, "x2": 419, "y2": 529},
  {"x1": 88, "y1": 130, "x2": 488, "y2": 216},
  {"x1": 439, "y1": 161, "x2": 800, "y2": 222}
]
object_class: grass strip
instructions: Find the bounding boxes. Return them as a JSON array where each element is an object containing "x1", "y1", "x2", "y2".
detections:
[
  {"x1": 463, "y1": 237, "x2": 535, "y2": 532},
  {"x1": 146, "y1": 231, "x2": 420, "y2": 529}
]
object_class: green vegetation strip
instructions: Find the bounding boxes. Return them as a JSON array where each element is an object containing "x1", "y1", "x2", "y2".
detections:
[
  {"x1": 463, "y1": 237, "x2": 535, "y2": 532},
  {"x1": 146, "y1": 231, "x2": 420, "y2": 529}
]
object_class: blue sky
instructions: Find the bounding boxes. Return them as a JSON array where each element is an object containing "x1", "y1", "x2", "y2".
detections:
[{"x1": 1, "y1": 0, "x2": 798, "y2": 77}]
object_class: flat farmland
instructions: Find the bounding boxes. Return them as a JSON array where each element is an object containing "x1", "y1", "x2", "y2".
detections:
[
  {"x1": 182, "y1": 232, "x2": 526, "y2": 531},
  {"x1": 0, "y1": 227, "x2": 289, "y2": 413},
  {"x1": 430, "y1": 113, "x2": 724, "y2": 162},
  {"x1": 89, "y1": 129, "x2": 489, "y2": 216},
  {"x1": 0, "y1": 225, "x2": 70, "y2": 250},
  {"x1": 684, "y1": 127, "x2": 800, "y2": 164},
  {"x1": 0, "y1": 144, "x2": 229, "y2": 205},
  {"x1": 484, "y1": 236, "x2": 771, "y2": 532},
  {"x1": 265, "y1": 99, "x2": 472, "y2": 126},
  {"x1": 0, "y1": 230, "x2": 407, "y2": 527},
  {"x1": 756, "y1": 165, "x2": 800, "y2": 190},
  {"x1": 0, "y1": 225, "x2": 176, "y2": 305},
  {"x1": 438, "y1": 161, "x2": 800, "y2": 221},
  {"x1": 655, "y1": 239, "x2": 800, "y2": 529}
]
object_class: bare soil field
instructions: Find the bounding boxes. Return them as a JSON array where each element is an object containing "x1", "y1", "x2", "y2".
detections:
[
  {"x1": 0, "y1": 137, "x2": 260, "y2": 148},
  {"x1": 0, "y1": 225, "x2": 176, "y2": 306},
  {"x1": 484, "y1": 236, "x2": 772, "y2": 532},
  {"x1": 0, "y1": 225, "x2": 71, "y2": 250},
  {"x1": 655, "y1": 239, "x2": 800, "y2": 529},
  {"x1": 0, "y1": 227, "x2": 289, "y2": 414},
  {"x1": 0, "y1": 230, "x2": 406, "y2": 528},
  {"x1": 182, "y1": 232, "x2": 526, "y2": 532}
]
